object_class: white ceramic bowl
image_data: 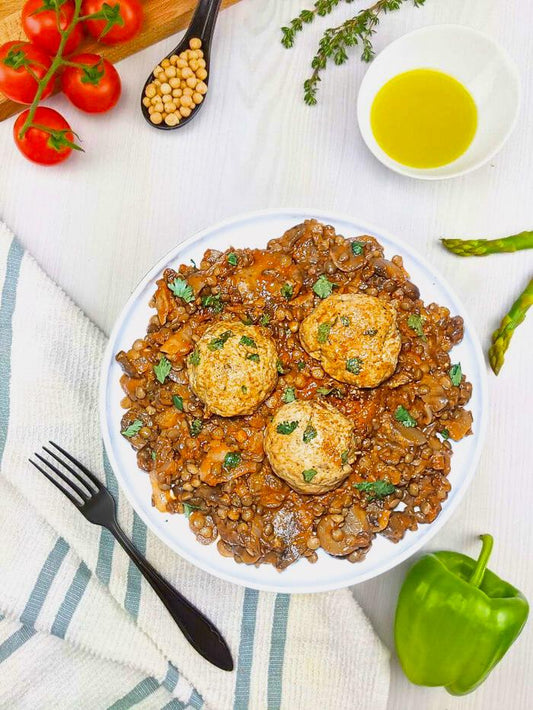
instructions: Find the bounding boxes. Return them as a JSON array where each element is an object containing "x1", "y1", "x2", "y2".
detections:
[
  {"x1": 100, "y1": 208, "x2": 488, "y2": 593},
  {"x1": 357, "y1": 25, "x2": 520, "y2": 180}
]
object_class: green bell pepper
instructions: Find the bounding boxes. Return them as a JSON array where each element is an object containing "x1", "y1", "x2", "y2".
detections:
[{"x1": 395, "y1": 534, "x2": 529, "y2": 695}]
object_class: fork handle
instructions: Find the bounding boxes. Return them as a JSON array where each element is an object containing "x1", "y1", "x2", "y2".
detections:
[{"x1": 108, "y1": 520, "x2": 233, "y2": 671}]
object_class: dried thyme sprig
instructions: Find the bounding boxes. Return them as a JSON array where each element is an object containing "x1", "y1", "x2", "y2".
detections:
[{"x1": 282, "y1": 0, "x2": 427, "y2": 105}]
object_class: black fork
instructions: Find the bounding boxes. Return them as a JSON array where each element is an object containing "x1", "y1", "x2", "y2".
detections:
[{"x1": 29, "y1": 442, "x2": 233, "y2": 671}]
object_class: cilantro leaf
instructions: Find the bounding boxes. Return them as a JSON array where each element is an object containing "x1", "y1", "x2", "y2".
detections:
[
  {"x1": 172, "y1": 395, "x2": 184, "y2": 411},
  {"x1": 341, "y1": 450, "x2": 349, "y2": 464},
  {"x1": 282, "y1": 387, "x2": 296, "y2": 403},
  {"x1": 183, "y1": 502, "x2": 200, "y2": 518},
  {"x1": 276, "y1": 359, "x2": 285, "y2": 374},
  {"x1": 302, "y1": 468, "x2": 318, "y2": 483},
  {"x1": 201, "y1": 293, "x2": 224, "y2": 313},
  {"x1": 241, "y1": 385, "x2": 248, "y2": 394},
  {"x1": 346, "y1": 357, "x2": 363, "y2": 375},
  {"x1": 408, "y1": 313, "x2": 425, "y2": 339},
  {"x1": 240, "y1": 335, "x2": 257, "y2": 348},
  {"x1": 316, "y1": 386, "x2": 344, "y2": 397},
  {"x1": 340, "y1": 316, "x2": 351, "y2": 327},
  {"x1": 169, "y1": 277, "x2": 194, "y2": 303},
  {"x1": 355, "y1": 480, "x2": 396, "y2": 500},
  {"x1": 208, "y1": 330, "x2": 234, "y2": 351},
  {"x1": 439, "y1": 429, "x2": 450, "y2": 441},
  {"x1": 223, "y1": 451, "x2": 241, "y2": 469},
  {"x1": 260, "y1": 313, "x2": 271, "y2": 326},
  {"x1": 227, "y1": 252, "x2": 238, "y2": 266},
  {"x1": 122, "y1": 419, "x2": 142, "y2": 437},
  {"x1": 303, "y1": 424, "x2": 317, "y2": 443},
  {"x1": 317, "y1": 321, "x2": 332, "y2": 344},
  {"x1": 189, "y1": 350, "x2": 200, "y2": 366},
  {"x1": 246, "y1": 353, "x2": 260, "y2": 363},
  {"x1": 297, "y1": 361, "x2": 306, "y2": 370},
  {"x1": 154, "y1": 356, "x2": 172, "y2": 383},
  {"x1": 351, "y1": 241, "x2": 364, "y2": 255},
  {"x1": 277, "y1": 420, "x2": 299, "y2": 435},
  {"x1": 450, "y1": 363, "x2": 462, "y2": 386},
  {"x1": 189, "y1": 419, "x2": 203, "y2": 437},
  {"x1": 394, "y1": 405, "x2": 417, "y2": 428},
  {"x1": 313, "y1": 274, "x2": 335, "y2": 299},
  {"x1": 281, "y1": 283, "x2": 293, "y2": 300}
]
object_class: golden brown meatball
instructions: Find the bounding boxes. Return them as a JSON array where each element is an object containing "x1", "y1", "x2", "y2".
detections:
[
  {"x1": 264, "y1": 400, "x2": 357, "y2": 494},
  {"x1": 187, "y1": 320, "x2": 278, "y2": 417},
  {"x1": 299, "y1": 293, "x2": 401, "y2": 387}
]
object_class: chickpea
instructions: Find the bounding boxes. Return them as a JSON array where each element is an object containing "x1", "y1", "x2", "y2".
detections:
[
  {"x1": 165, "y1": 113, "x2": 180, "y2": 126},
  {"x1": 169, "y1": 77, "x2": 180, "y2": 89},
  {"x1": 153, "y1": 79, "x2": 161, "y2": 86},
  {"x1": 189, "y1": 37, "x2": 202, "y2": 50},
  {"x1": 189, "y1": 60, "x2": 199, "y2": 71},
  {"x1": 169, "y1": 54, "x2": 179, "y2": 64},
  {"x1": 145, "y1": 83, "x2": 156, "y2": 98},
  {"x1": 153, "y1": 65, "x2": 163, "y2": 75},
  {"x1": 181, "y1": 67, "x2": 193, "y2": 79},
  {"x1": 162, "y1": 94, "x2": 172, "y2": 104},
  {"x1": 142, "y1": 96, "x2": 151, "y2": 107},
  {"x1": 179, "y1": 51, "x2": 187, "y2": 60},
  {"x1": 197, "y1": 49, "x2": 204, "y2": 58},
  {"x1": 183, "y1": 87, "x2": 193, "y2": 96},
  {"x1": 196, "y1": 81, "x2": 208, "y2": 95},
  {"x1": 192, "y1": 92, "x2": 203, "y2": 105},
  {"x1": 165, "y1": 102, "x2": 177, "y2": 112},
  {"x1": 196, "y1": 68, "x2": 207, "y2": 81},
  {"x1": 160, "y1": 82, "x2": 172, "y2": 95},
  {"x1": 176, "y1": 58, "x2": 187, "y2": 68},
  {"x1": 148, "y1": 105, "x2": 154, "y2": 114},
  {"x1": 197, "y1": 58, "x2": 206, "y2": 69},
  {"x1": 172, "y1": 88, "x2": 183, "y2": 98},
  {"x1": 189, "y1": 50, "x2": 199, "y2": 60},
  {"x1": 150, "y1": 112, "x2": 163, "y2": 125},
  {"x1": 154, "y1": 102, "x2": 164, "y2": 113},
  {"x1": 161, "y1": 58, "x2": 170, "y2": 68},
  {"x1": 150, "y1": 96, "x2": 159, "y2": 105},
  {"x1": 180, "y1": 94, "x2": 193, "y2": 107},
  {"x1": 179, "y1": 106, "x2": 192, "y2": 118},
  {"x1": 165, "y1": 66, "x2": 177, "y2": 78},
  {"x1": 186, "y1": 76, "x2": 197, "y2": 89}
]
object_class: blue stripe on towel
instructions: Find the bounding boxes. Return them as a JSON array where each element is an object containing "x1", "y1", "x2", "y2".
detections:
[
  {"x1": 20, "y1": 537, "x2": 70, "y2": 626},
  {"x1": 0, "y1": 625, "x2": 36, "y2": 663},
  {"x1": 50, "y1": 561, "x2": 91, "y2": 638},
  {"x1": 96, "y1": 449, "x2": 119, "y2": 586},
  {"x1": 162, "y1": 662, "x2": 180, "y2": 693},
  {"x1": 267, "y1": 594, "x2": 291, "y2": 710},
  {"x1": 107, "y1": 675, "x2": 159, "y2": 709},
  {"x1": 233, "y1": 588, "x2": 259, "y2": 710},
  {"x1": 161, "y1": 700, "x2": 185, "y2": 710},
  {"x1": 0, "y1": 239, "x2": 23, "y2": 464},
  {"x1": 124, "y1": 512, "x2": 147, "y2": 619},
  {"x1": 188, "y1": 687, "x2": 204, "y2": 709}
]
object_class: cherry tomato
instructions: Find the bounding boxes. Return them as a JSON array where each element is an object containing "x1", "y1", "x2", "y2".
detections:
[
  {"x1": 61, "y1": 53, "x2": 121, "y2": 113},
  {"x1": 13, "y1": 106, "x2": 77, "y2": 165},
  {"x1": 82, "y1": 0, "x2": 143, "y2": 45},
  {"x1": 22, "y1": 0, "x2": 84, "y2": 56},
  {"x1": 0, "y1": 41, "x2": 54, "y2": 104}
]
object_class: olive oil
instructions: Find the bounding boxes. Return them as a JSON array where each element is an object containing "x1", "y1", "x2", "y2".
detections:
[{"x1": 370, "y1": 69, "x2": 477, "y2": 169}]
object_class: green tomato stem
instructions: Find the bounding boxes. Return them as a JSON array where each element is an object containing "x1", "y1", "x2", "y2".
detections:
[{"x1": 469, "y1": 534, "x2": 494, "y2": 588}]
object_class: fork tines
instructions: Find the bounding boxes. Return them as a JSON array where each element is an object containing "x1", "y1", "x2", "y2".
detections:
[{"x1": 29, "y1": 442, "x2": 101, "y2": 508}]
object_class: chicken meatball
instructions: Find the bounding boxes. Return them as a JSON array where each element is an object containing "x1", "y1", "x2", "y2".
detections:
[
  {"x1": 264, "y1": 400, "x2": 357, "y2": 494},
  {"x1": 299, "y1": 293, "x2": 401, "y2": 388},
  {"x1": 187, "y1": 320, "x2": 278, "y2": 417}
]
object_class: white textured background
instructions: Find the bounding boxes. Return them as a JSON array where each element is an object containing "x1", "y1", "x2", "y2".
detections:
[{"x1": 0, "y1": 1, "x2": 531, "y2": 708}]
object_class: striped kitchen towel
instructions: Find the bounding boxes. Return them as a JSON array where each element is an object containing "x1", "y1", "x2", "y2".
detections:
[{"x1": 0, "y1": 221, "x2": 390, "y2": 710}]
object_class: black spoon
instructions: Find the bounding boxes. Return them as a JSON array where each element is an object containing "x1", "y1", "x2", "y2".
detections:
[{"x1": 141, "y1": 0, "x2": 223, "y2": 130}]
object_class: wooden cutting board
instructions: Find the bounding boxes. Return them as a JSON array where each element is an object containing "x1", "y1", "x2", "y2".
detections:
[{"x1": 0, "y1": 0, "x2": 240, "y2": 121}]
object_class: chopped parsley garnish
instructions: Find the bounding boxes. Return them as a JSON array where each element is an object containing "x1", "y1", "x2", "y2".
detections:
[
  {"x1": 316, "y1": 386, "x2": 344, "y2": 397},
  {"x1": 276, "y1": 359, "x2": 285, "y2": 374},
  {"x1": 208, "y1": 330, "x2": 234, "y2": 351},
  {"x1": 242, "y1": 315, "x2": 254, "y2": 325},
  {"x1": 303, "y1": 424, "x2": 317, "y2": 443},
  {"x1": 277, "y1": 420, "x2": 299, "y2": 435},
  {"x1": 281, "y1": 283, "x2": 293, "y2": 300},
  {"x1": 355, "y1": 480, "x2": 396, "y2": 500},
  {"x1": 154, "y1": 356, "x2": 172, "y2": 383},
  {"x1": 363, "y1": 328, "x2": 378, "y2": 336},
  {"x1": 246, "y1": 353, "x2": 260, "y2": 363},
  {"x1": 394, "y1": 405, "x2": 417, "y2": 428},
  {"x1": 302, "y1": 469, "x2": 318, "y2": 483},
  {"x1": 240, "y1": 335, "x2": 257, "y2": 348},
  {"x1": 189, "y1": 349, "x2": 200, "y2": 366},
  {"x1": 341, "y1": 450, "x2": 349, "y2": 464},
  {"x1": 189, "y1": 419, "x2": 203, "y2": 437},
  {"x1": 313, "y1": 274, "x2": 335, "y2": 299},
  {"x1": 121, "y1": 419, "x2": 142, "y2": 437},
  {"x1": 227, "y1": 252, "x2": 238, "y2": 266},
  {"x1": 408, "y1": 313, "x2": 426, "y2": 339},
  {"x1": 183, "y1": 502, "x2": 200, "y2": 518},
  {"x1": 151, "y1": 450, "x2": 156, "y2": 461},
  {"x1": 297, "y1": 361, "x2": 306, "y2": 370},
  {"x1": 201, "y1": 293, "x2": 224, "y2": 313},
  {"x1": 172, "y1": 395, "x2": 184, "y2": 411},
  {"x1": 241, "y1": 385, "x2": 248, "y2": 394},
  {"x1": 351, "y1": 241, "x2": 364, "y2": 255},
  {"x1": 260, "y1": 313, "x2": 271, "y2": 326},
  {"x1": 346, "y1": 357, "x2": 363, "y2": 375},
  {"x1": 168, "y1": 277, "x2": 194, "y2": 303},
  {"x1": 340, "y1": 316, "x2": 351, "y2": 327},
  {"x1": 439, "y1": 429, "x2": 450, "y2": 441},
  {"x1": 282, "y1": 386, "x2": 296, "y2": 403},
  {"x1": 317, "y1": 321, "x2": 332, "y2": 344},
  {"x1": 223, "y1": 451, "x2": 241, "y2": 469},
  {"x1": 450, "y1": 363, "x2": 462, "y2": 386}
]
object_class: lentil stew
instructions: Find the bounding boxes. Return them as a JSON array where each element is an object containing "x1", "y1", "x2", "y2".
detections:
[{"x1": 116, "y1": 220, "x2": 473, "y2": 570}]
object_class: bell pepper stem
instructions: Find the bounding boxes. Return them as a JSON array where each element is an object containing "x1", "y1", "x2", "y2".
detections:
[{"x1": 469, "y1": 534, "x2": 494, "y2": 588}]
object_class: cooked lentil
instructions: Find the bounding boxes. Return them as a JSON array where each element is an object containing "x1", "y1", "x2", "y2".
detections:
[{"x1": 116, "y1": 220, "x2": 473, "y2": 570}]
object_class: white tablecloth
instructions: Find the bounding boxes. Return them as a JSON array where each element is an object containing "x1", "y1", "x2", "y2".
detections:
[{"x1": 0, "y1": 1, "x2": 531, "y2": 708}]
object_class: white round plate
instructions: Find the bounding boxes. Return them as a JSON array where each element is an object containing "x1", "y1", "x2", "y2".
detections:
[
  {"x1": 357, "y1": 25, "x2": 521, "y2": 180},
  {"x1": 100, "y1": 208, "x2": 488, "y2": 593}
]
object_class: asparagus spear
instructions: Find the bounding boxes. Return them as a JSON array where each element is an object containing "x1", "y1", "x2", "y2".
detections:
[
  {"x1": 442, "y1": 230, "x2": 533, "y2": 256},
  {"x1": 489, "y1": 277, "x2": 533, "y2": 375}
]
